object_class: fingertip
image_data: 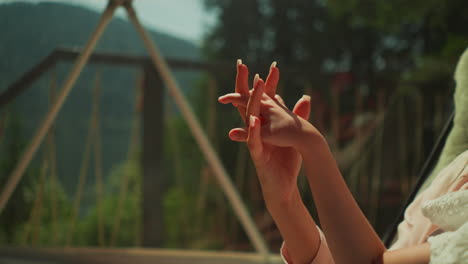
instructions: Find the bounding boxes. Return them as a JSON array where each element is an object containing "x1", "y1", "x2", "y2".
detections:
[
  {"x1": 229, "y1": 128, "x2": 247, "y2": 142},
  {"x1": 249, "y1": 115, "x2": 262, "y2": 129},
  {"x1": 255, "y1": 78, "x2": 265, "y2": 90},
  {"x1": 237, "y1": 59, "x2": 242, "y2": 66},
  {"x1": 268, "y1": 67, "x2": 280, "y2": 79},
  {"x1": 275, "y1": 94, "x2": 286, "y2": 106},
  {"x1": 255, "y1": 116, "x2": 261, "y2": 126},
  {"x1": 229, "y1": 130, "x2": 241, "y2": 141},
  {"x1": 270, "y1": 61, "x2": 277, "y2": 69},
  {"x1": 239, "y1": 63, "x2": 248, "y2": 73},
  {"x1": 302, "y1": 95, "x2": 311, "y2": 102},
  {"x1": 218, "y1": 96, "x2": 228, "y2": 104},
  {"x1": 249, "y1": 115, "x2": 256, "y2": 127},
  {"x1": 253, "y1": 73, "x2": 259, "y2": 86}
]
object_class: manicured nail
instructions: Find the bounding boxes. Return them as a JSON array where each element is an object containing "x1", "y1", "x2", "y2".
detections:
[
  {"x1": 253, "y1": 74, "x2": 259, "y2": 86},
  {"x1": 270, "y1": 61, "x2": 277, "y2": 69},
  {"x1": 218, "y1": 95, "x2": 226, "y2": 102},
  {"x1": 229, "y1": 131, "x2": 241, "y2": 141},
  {"x1": 237, "y1": 59, "x2": 242, "y2": 65},
  {"x1": 250, "y1": 115, "x2": 256, "y2": 127}
]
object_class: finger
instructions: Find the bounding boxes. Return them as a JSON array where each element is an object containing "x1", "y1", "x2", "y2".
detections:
[
  {"x1": 218, "y1": 93, "x2": 248, "y2": 107},
  {"x1": 253, "y1": 73, "x2": 260, "y2": 88},
  {"x1": 228, "y1": 127, "x2": 248, "y2": 142},
  {"x1": 236, "y1": 59, "x2": 249, "y2": 95},
  {"x1": 292, "y1": 95, "x2": 311, "y2": 120},
  {"x1": 247, "y1": 115, "x2": 263, "y2": 160},
  {"x1": 246, "y1": 78, "x2": 264, "y2": 119},
  {"x1": 265, "y1": 61, "x2": 279, "y2": 98},
  {"x1": 274, "y1": 94, "x2": 286, "y2": 106}
]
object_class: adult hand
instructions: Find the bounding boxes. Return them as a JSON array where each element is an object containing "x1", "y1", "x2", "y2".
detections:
[
  {"x1": 221, "y1": 60, "x2": 311, "y2": 143},
  {"x1": 220, "y1": 67, "x2": 312, "y2": 203}
]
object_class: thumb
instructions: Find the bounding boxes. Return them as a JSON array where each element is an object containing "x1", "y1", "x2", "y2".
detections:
[{"x1": 292, "y1": 95, "x2": 311, "y2": 120}]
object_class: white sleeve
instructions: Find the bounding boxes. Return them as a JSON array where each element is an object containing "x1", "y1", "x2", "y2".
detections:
[
  {"x1": 422, "y1": 189, "x2": 468, "y2": 231},
  {"x1": 428, "y1": 221, "x2": 468, "y2": 264},
  {"x1": 280, "y1": 226, "x2": 335, "y2": 264}
]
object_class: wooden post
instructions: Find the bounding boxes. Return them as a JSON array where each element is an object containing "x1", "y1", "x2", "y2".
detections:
[
  {"x1": 141, "y1": 63, "x2": 165, "y2": 247},
  {"x1": 125, "y1": 3, "x2": 270, "y2": 257}
]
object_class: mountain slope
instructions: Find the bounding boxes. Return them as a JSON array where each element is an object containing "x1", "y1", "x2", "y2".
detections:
[{"x1": 0, "y1": 2, "x2": 201, "y2": 197}]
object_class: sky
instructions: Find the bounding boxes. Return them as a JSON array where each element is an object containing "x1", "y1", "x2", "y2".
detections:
[{"x1": 1, "y1": 0, "x2": 217, "y2": 45}]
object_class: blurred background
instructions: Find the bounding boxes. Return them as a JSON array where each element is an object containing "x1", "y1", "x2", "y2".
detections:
[{"x1": 0, "y1": 0, "x2": 466, "y2": 256}]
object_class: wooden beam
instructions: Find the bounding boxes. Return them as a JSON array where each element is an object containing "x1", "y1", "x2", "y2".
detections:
[
  {"x1": 0, "y1": 52, "x2": 58, "y2": 108},
  {"x1": 125, "y1": 3, "x2": 271, "y2": 257},
  {"x1": 0, "y1": 247, "x2": 283, "y2": 264},
  {"x1": 141, "y1": 63, "x2": 165, "y2": 247}
]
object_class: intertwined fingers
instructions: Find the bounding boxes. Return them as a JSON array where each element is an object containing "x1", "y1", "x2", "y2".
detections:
[{"x1": 226, "y1": 94, "x2": 311, "y2": 142}]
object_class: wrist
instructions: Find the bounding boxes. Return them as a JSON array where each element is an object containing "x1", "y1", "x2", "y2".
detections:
[
  {"x1": 265, "y1": 187, "x2": 303, "y2": 217},
  {"x1": 295, "y1": 120, "x2": 327, "y2": 155}
]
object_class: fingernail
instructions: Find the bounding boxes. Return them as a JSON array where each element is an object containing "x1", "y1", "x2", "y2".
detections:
[
  {"x1": 302, "y1": 95, "x2": 311, "y2": 101},
  {"x1": 270, "y1": 61, "x2": 277, "y2": 70},
  {"x1": 250, "y1": 115, "x2": 256, "y2": 127},
  {"x1": 237, "y1": 59, "x2": 242, "y2": 65},
  {"x1": 254, "y1": 74, "x2": 259, "y2": 86},
  {"x1": 229, "y1": 131, "x2": 241, "y2": 141}
]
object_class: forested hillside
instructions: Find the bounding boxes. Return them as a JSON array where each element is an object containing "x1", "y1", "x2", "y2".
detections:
[{"x1": 0, "y1": 2, "x2": 200, "y2": 196}]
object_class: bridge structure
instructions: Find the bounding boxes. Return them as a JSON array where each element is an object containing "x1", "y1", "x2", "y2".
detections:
[{"x1": 0, "y1": 0, "x2": 282, "y2": 262}]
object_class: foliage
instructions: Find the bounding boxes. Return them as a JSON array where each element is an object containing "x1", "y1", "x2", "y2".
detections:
[
  {"x1": 0, "y1": 112, "x2": 36, "y2": 244},
  {"x1": 201, "y1": 0, "x2": 468, "y2": 247},
  {"x1": 76, "y1": 154, "x2": 142, "y2": 247},
  {"x1": 0, "y1": 111, "x2": 72, "y2": 246}
]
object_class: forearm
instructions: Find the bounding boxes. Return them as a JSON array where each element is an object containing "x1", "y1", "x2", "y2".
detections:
[
  {"x1": 298, "y1": 129, "x2": 385, "y2": 264},
  {"x1": 265, "y1": 189, "x2": 321, "y2": 264}
]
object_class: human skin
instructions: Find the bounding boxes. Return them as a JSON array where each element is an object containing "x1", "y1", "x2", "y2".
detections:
[
  {"x1": 220, "y1": 61, "x2": 321, "y2": 264},
  {"x1": 219, "y1": 61, "x2": 431, "y2": 264}
]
